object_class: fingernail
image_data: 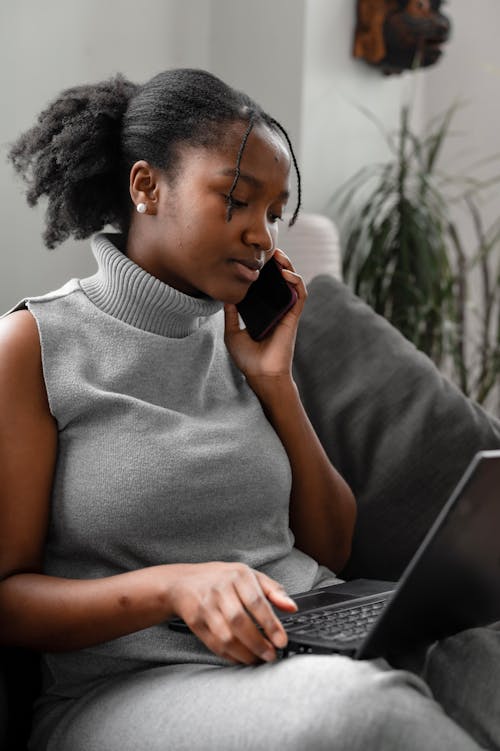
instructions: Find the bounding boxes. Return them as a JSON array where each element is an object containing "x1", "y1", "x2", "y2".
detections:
[
  {"x1": 273, "y1": 632, "x2": 287, "y2": 649},
  {"x1": 262, "y1": 648, "x2": 276, "y2": 662}
]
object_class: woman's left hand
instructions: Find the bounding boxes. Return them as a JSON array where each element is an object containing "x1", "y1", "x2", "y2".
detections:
[{"x1": 223, "y1": 248, "x2": 306, "y2": 387}]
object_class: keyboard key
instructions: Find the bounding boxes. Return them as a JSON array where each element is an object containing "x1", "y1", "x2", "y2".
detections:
[{"x1": 283, "y1": 598, "x2": 388, "y2": 641}]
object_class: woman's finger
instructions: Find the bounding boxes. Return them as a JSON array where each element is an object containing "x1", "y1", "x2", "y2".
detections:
[
  {"x1": 232, "y1": 571, "x2": 290, "y2": 651},
  {"x1": 273, "y1": 247, "x2": 294, "y2": 271},
  {"x1": 273, "y1": 249, "x2": 307, "y2": 308},
  {"x1": 223, "y1": 303, "x2": 241, "y2": 336},
  {"x1": 215, "y1": 586, "x2": 278, "y2": 662},
  {"x1": 280, "y1": 269, "x2": 307, "y2": 317},
  {"x1": 195, "y1": 607, "x2": 263, "y2": 665},
  {"x1": 256, "y1": 571, "x2": 298, "y2": 612}
]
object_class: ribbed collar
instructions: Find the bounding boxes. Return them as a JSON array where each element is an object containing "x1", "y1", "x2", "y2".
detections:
[{"x1": 80, "y1": 233, "x2": 223, "y2": 338}]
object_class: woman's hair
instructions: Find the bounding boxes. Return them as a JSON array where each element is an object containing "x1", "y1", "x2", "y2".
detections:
[{"x1": 9, "y1": 68, "x2": 301, "y2": 249}]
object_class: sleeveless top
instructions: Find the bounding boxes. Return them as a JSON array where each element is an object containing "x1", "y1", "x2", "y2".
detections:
[{"x1": 8, "y1": 233, "x2": 320, "y2": 701}]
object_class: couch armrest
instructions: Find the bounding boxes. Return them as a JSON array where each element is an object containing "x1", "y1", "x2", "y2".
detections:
[{"x1": 279, "y1": 213, "x2": 342, "y2": 284}]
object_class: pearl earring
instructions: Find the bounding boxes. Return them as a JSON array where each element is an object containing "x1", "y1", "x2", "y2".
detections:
[{"x1": 136, "y1": 202, "x2": 147, "y2": 214}]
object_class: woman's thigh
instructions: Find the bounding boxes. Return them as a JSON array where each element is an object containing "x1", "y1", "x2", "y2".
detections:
[{"x1": 44, "y1": 653, "x2": 487, "y2": 751}]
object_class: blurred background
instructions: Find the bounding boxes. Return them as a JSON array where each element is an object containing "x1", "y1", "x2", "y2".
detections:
[{"x1": 1, "y1": 0, "x2": 499, "y2": 407}]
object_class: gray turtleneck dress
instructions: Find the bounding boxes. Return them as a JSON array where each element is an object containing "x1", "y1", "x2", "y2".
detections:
[{"x1": 10, "y1": 233, "x2": 332, "y2": 744}]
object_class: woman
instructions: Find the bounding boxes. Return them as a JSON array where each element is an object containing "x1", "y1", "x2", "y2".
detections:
[{"x1": 0, "y1": 68, "x2": 497, "y2": 750}]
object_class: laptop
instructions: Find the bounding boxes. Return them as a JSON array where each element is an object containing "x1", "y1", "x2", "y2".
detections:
[{"x1": 169, "y1": 450, "x2": 500, "y2": 663}]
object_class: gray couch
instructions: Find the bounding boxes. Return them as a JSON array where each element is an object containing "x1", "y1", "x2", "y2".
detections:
[{"x1": 2, "y1": 273, "x2": 500, "y2": 750}]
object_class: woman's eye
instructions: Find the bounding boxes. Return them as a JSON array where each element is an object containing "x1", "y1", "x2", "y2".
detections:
[{"x1": 224, "y1": 195, "x2": 248, "y2": 209}]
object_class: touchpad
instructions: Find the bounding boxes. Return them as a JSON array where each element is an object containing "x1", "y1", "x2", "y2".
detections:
[{"x1": 293, "y1": 590, "x2": 354, "y2": 612}]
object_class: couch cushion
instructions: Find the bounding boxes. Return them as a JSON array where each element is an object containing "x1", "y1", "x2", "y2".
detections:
[{"x1": 293, "y1": 275, "x2": 500, "y2": 581}]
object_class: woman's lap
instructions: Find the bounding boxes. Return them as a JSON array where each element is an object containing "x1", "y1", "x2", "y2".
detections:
[{"x1": 41, "y1": 626, "x2": 500, "y2": 751}]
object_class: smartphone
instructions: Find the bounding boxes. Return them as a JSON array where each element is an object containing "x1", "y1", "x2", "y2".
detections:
[{"x1": 236, "y1": 256, "x2": 298, "y2": 341}]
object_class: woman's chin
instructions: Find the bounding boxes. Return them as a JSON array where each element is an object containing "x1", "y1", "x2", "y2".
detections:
[{"x1": 213, "y1": 284, "x2": 251, "y2": 306}]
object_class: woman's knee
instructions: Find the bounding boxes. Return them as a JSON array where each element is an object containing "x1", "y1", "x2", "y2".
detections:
[
  {"x1": 310, "y1": 656, "x2": 482, "y2": 751},
  {"x1": 279, "y1": 655, "x2": 435, "y2": 750},
  {"x1": 332, "y1": 665, "x2": 433, "y2": 749},
  {"x1": 423, "y1": 625, "x2": 500, "y2": 750}
]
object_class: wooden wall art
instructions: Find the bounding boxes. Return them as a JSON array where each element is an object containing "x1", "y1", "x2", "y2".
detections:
[{"x1": 353, "y1": 0, "x2": 451, "y2": 75}]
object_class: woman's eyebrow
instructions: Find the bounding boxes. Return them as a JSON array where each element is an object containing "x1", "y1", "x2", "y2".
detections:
[{"x1": 216, "y1": 168, "x2": 289, "y2": 200}]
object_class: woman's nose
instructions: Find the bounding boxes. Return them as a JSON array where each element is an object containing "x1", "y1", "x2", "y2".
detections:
[{"x1": 243, "y1": 216, "x2": 274, "y2": 253}]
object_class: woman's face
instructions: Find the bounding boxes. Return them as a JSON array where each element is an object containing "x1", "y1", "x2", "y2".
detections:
[{"x1": 127, "y1": 122, "x2": 291, "y2": 303}]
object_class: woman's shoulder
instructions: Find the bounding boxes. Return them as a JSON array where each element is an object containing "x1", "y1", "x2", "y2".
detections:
[
  {"x1": 0, "y1": 278, "x2": 83, "y2": 353},
  {"x1": 0, "y1": 308, "x2": 40, "y2": 359},
  {"x1": 0, "y1": 309, "x2": 47, "y2": 410}
]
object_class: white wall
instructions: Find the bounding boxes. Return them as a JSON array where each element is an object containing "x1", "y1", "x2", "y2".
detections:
[{"x1": 209, "y1": 0, "x2": 306, "y2": 157}]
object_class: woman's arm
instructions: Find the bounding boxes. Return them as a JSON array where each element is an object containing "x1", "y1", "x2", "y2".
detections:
[
  {"x1": 224, "y1": 249, "x2": 356, "y2": 573},
  {"x1": 0, "y1": 311, "x2": 170, "y2": 651},
  {"x1": 248, "y1": 375, "x2": 356, "y2": 573},
  {"x1": 0, "y1": 311, "x2": 295, "y2": 662}
]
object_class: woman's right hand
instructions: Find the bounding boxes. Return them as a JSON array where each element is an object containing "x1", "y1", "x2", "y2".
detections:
[{"x1": 168, "y1": 562, "x2": 298, "y2": 665}]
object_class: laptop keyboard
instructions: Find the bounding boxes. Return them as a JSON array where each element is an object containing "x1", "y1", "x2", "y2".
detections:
[{"x1": 280, "y1": 598, "x2": 388, "y2": 644}]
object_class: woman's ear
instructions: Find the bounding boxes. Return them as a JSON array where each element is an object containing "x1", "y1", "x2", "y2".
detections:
[{"x1": 129, "y1": 160, "x2": 161, "y2": 215}]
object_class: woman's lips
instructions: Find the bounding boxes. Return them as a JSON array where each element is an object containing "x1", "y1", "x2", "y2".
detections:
[{"x1": 231, "y1": 259, "x2": 262, "y2": 283}]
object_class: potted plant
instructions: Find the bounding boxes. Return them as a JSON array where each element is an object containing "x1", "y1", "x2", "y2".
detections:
[{"x1": 332, "y1": 103, "x2": 500, "y2": 410}]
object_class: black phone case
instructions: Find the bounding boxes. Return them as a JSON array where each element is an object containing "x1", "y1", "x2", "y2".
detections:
[{"x1": 236, "y1": 257, "x2": 297, "y2": 340}]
